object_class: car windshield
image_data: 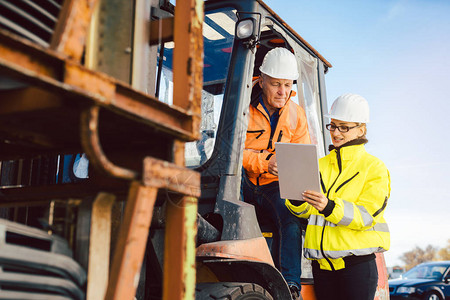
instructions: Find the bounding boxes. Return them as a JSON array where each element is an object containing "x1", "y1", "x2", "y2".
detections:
[{"x1": 402, "y1": 264, "x2": 447, "y2": 280}]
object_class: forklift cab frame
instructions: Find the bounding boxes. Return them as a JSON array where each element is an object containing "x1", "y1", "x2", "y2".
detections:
[{"x1": 154, "y1": 1, "x2": 333, "y2": 298}]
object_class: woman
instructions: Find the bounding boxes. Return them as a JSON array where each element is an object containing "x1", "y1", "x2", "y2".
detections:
[{"x1": 286, "y1": 93, "x2": 391, "y2": 300}]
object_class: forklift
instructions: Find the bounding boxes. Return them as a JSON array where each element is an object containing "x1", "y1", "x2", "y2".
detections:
[{"x1": 0, "y1": 0, "x2": 389, "y2": 299}]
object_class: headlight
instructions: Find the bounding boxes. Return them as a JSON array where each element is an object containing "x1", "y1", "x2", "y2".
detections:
[
  {"x1": 397, "y1": 287, "x2": 416, "y2": 294},
  {"x1": 236, "y1": 19, "x2": 254, "y2": 39}
]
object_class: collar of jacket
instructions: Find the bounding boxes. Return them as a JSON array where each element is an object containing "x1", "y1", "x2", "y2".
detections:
[
  {"x1": 328, "y1": 138, "x2": 368, "y2": 162},
  {"x1": 328, "y1": 138, "x2": 368, "y2": 152},
  {"x1": 254, "y1": 98, "x2": 292, "y2": 121},
  {"x1": 251, "y1": 90, "x2": 295, "y2": 112}
]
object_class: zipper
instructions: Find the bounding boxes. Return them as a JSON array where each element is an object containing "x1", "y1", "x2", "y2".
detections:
[
  {"x1": 326, "y1": 149, "x2": 342, "y2": 198},
  {"x1": 268, "y1": 129, "x2": 283, "y2": 149},
  {"x1": 247, "y1": 130, "x2": 265, "y2": 139},
  {"x1": 335, "y1": 172, "x2": 359, "y2": 193},
  {"x1": 373, "y1": 196, "x2": 388, "y2": 217},
  {"x1": 320, "y1": 173, "x2": 327, "y2": 194},
  {"x1": 268, "y1": 131, "x2": 275, "y2": 149},
  {"x1": 256, "y1": 105, "x2": 273, "y2": 147},
  {"x1": 319, "y1": 225, "x2": 334, "y2": 271},
  {"x1": 276, "y1": 130, "x2": 283, "y2": 142}
]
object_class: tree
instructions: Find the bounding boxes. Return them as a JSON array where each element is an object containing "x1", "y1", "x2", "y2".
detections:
[
  {"x1": 438, "y1": 239, "x2": 450, "y2": 260},
  {"x1": 400, "y1": 245, "x2": 438, "y2": 270},
  {"x1": 399, "y1": 241, "x2": 450, "y2": 270}
]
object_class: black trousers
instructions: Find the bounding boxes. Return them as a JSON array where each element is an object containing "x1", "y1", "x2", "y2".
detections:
[{"x1": 312, "y1": 258, "x2": 378, "y2": 300}]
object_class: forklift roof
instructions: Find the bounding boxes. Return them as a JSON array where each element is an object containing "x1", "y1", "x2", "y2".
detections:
[
  {"x1": 203, "y1": 0, "x2": 333, "y2": 68},
  {"x1": 256, "y1": 0, "x2": 332, "y2": 68}
]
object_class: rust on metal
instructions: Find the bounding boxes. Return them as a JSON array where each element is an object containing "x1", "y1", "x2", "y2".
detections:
[
  {"x1": 0, "y1": 29, "x2": 199, "y2": 142},
  {"x1": 64, "y1": 61, "x2": 116, "y2": 103},
  {"x1": 374, "y1": 253, "x2": 390, "y2": 300},
  {"x1": 143, "y1": 156, "x2": 200, "y2": 197},
  {"x1": 113, "y1": 83, "x2": 193, "y2": 138},
  {"x1": 105, "y1": 182, "x2": 158, "y2": 300},
  {"x1": 160, "y1": 2, "x2": 203, "y2": 298},
  {"x1": 196, "y1": 237, "x2": 275, "y2": 265},
  {"x1": 1, "y1": 1, "x2": 203, "y2": 300},
  {"x1": 172, "y1": 0, "x2": 203, "y2": 139},
  {"x1": 80, "y1": 105, "x2": 138, "y2": 180},
  {"x1": 50, "y1": 0, "x2": 99, "y2": 61},
  {"x1": 163, "y1": 195, "x2": 198, "y2": 300},
  {"x1": 0, "y1": 29, "x2": 63, "y2": 79}
]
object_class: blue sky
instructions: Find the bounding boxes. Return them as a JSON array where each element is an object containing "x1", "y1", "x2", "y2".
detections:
[{"x1": 263, "y1": 0, "x2": 450, "y2": 267}]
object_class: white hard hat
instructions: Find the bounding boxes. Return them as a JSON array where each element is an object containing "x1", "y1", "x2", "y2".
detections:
[
  {"x1": 325, "y1": 93, "x2": 370, "y2": 123},
  {"x1": 259, "y1": 48, "x2": 299, "y2": 80}
]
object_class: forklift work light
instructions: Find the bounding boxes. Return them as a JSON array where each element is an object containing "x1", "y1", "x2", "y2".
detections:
[{"x1": 236, "y1": 19, "x2": 254, "y2": 39}]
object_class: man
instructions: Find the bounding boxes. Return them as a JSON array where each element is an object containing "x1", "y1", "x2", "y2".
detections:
[{"x1": 242, "y1": 47, "x2": 310, "y2": 300}]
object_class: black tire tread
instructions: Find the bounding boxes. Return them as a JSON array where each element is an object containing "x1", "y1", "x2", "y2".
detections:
[
  {"x1": 196, "y1": 282, "x2": 274, "y2": 300},
  {"x1": 424, "y1": 291, "x2": 443, "y2": 300}
]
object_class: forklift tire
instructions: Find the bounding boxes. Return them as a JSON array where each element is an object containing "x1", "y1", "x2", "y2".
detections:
[{"x1": 195, "y1": 282, "x2": 273, "y2": 300}]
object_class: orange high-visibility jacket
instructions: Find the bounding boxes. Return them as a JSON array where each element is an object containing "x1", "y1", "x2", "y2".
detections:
[{"x1": 243, "y1": 97, "x2": 310, "y2": 185}]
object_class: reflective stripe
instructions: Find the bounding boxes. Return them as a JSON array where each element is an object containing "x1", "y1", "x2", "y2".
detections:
[
  {"x1": 305, "y1": 246, "x2": 387, "y2": 260},
  {"x1": 304, "y1": 215, "x2": 389, "y2": 262},
  {"x1": 337, "y1": 200, "x2": 354, "y2": 226},
  {"x1": 357, "y1": 204, "x2": 374, "y2": 227},
  {"x1": 315, "y1": 214, "x2": 387, "y2": 232},
  {"x1": 325, "y1": 220, "x2": 336, "y2": 227},
  {"x1": 310, "y1": 214, "x2": 324, "y2": 226},
  {"x1": 310, "y1": 213, "x2": 388, "y2": 232},
  {"x1": 287, "y1": 204, "x2": 308, "y2": 216},
  {"x1": 372, "y1": 222, "x2": 389, "y2": 233},
  {"x1": 304, "y1": 248, "x2": 322, "y2": 259},
  {"x1": 323, "y1": 247, "x2": 385, "y2": 259}
]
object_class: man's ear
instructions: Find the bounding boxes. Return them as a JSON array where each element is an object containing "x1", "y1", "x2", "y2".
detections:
[{"x1": 258, "y1": 75, "x2": 263, "y2": 88}]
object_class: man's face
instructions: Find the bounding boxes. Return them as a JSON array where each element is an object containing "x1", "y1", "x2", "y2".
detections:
[{"x1": 259, "y1": 74, "x2": 293, "y2": 111}]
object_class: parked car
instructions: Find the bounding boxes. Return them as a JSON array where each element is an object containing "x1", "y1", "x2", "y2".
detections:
[{"x1": 389, "y1": 261, "x2": 450, "y2": 300}]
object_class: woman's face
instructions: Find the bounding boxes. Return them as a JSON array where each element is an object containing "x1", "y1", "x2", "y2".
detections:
[{"x1": 329, "y1": 119, "x2": 365, "y2": 147}]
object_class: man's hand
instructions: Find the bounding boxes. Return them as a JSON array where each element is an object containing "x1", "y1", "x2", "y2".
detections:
[{"x1": 268, "y1": 154, "x2": 278, "y2": 176}]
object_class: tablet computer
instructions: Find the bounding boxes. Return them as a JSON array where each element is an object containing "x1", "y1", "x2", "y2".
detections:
[{"x1": 275, "y1": 143, "x2": 321, "y2": 200}]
